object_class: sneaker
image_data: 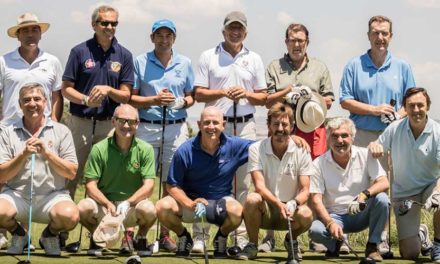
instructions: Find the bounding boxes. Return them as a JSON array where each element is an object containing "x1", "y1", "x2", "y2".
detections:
[
  {"x1": 258, "y1": 236, "x2": 275, "y2": 253},
  {"x1": 237, "y1": 242, "x2": 258, "y2": 260},
  {"x1": 87, "y1": 238, "x2": 103, "y2": 256},
  {"x1": 136, "y1": 237, "x2": 152, "y2": 257},
  {"x1": 120, "y1": 231, "x2": 134, "y2": 255},
  {"x1": 40, "y1": 235, "x2": 61, "y2": 256},
  {"x1": 325, "y1": 239, "x2": 342, "y2": 258},
  {"x1": 431, "y1": 240, "x2": 440, "y2": 263},
  {"x1": 365, "y1": 242, "x2": 383, "y2": 262},
  {"x1": 378, "y1": 239, "x2": 390, "y2": 255},
  {"x1": 213, "y1": 229, "x2": 228, "y2": 259},
  {"x1": 284, "y1": 234, "x2": 300, "y2": 262},
  {"x1": 237, "y1": 236, "x2": 249, "y2": 250},
  {"x1": 159, "y1": 235, "x2": 177, "y2": 252},
  {"x1": 23, "y1": 241, "x2": 35, "y2": 252},
  {"x1": 420, "y1": 224, "x2": 433, "y2": 256},
  {"x1": 192, "y1": 236, "x2": 204, "y2": 253},
  {"x1": 7, "y1": 234, "x2": 27, "y2": 255},
  {"x1": 176, "y1": 228, "x2": 193, "y2": 257},
  {"x1": 309, "y1": 239, "x2": 328, "y2": 253},
  {"x1": 0, "y1": 232, "x2": 8, "y2": 249}
]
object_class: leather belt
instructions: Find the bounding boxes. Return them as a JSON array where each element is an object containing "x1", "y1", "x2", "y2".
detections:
[
  {"x1": 224, "y1": 113, "x2": 253, "y2": 123},
  {"x1": 140, "y1": 118, "x2": 186, "y2": 125}
]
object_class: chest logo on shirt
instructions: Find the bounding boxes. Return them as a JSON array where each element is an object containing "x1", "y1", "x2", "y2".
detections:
[
  {"x1": 47, "y1": 140, "x2": 53, "y2": 149},
  {"x1": 175, "y1": 69, "x2": 181, "y2": 78},
  {"x1": 132, "y1": 162, "x2": 140, "y2": 169},
  {"x1": 110, "y1": 61, "x2": 122, "y2": 73},
  {"x1": 84, "y1": 59, "x2": 95, "y2": 69}
]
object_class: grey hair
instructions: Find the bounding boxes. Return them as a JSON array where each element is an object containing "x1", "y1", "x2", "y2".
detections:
[
  {"x1": 19, "y1": 82, "x2": 47, "y2": 102},
  {"x1": 91, "y1": 5, "x2": 119, "y2": 22},
  {"x1": 113, "y1": 104, "x2": 139, "y2": 120},
  {"x1": 326, "y1": 117, "x2": 356, "y2": 140}
]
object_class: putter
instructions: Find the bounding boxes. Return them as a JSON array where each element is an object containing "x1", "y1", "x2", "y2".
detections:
[
  {"x1": 152, "y1": 106, "x2": 167, "y2": 253},
  {"x1": 17, "y1": 154, "x2": 35, "y2": 264},
  {"x1": 227, "y1": 101, "x2": 241, "y2": 257},
  {"x1": 381, "y1": 149, "x2": 394, "y2": 259},
  {"x1": 341, "y1": 239, "x2": 376, "y2": 264},
  {"x1": 65, "y1": 119, "x2": 97, "y2": 253},
  {"x1": 201, "y1": 216, "x2": 209, "y2": 264},
  {"x1": 286, "y1": 218, "x2": 298, "y2": 264},
  {"x1": 121, "y1": 224, "x2": 141, "y2": 264}
]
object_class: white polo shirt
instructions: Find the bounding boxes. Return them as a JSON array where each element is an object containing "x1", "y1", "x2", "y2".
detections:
[
  {"x1": 247, "y1": 137, "x2": 315, "y2": 202},
  {"x1": 0, "y1": 49, "x2": 62, "y2": 125},
  {"x1": 310, "y1": 146, "x2": 386, "y2": 214},
  {"x1": 194, "y1": 43, "x2": 266, "y2": 117}
]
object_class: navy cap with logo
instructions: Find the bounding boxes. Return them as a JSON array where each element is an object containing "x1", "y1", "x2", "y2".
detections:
[
  {"x1": 152, "y1": 19, "x2": 176, "y2": 34},
  {"x1": 223, "y1": 11, "x2": 247, "y2": 28}
]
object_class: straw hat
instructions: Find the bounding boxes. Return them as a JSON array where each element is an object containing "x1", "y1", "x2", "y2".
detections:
[
  {"x1": 7, "y1": 13, "x2": 50, "y2": 38},
  {"x1": 295, "y1": 92, "x2": 327, "y2": 133}
]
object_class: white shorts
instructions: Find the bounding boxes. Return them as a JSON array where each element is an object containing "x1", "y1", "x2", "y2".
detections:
[{"x1": 0, "y1": 189, "x2": 72, "y2": 224}]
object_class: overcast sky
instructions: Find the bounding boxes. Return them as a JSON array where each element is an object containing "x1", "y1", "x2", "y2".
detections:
[{"x1": 1, "y1": 0, "x2": 439, "y2": 123}]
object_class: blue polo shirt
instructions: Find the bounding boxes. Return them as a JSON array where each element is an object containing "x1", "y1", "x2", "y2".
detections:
[
  {"x1": 167, "y1": 133, "x2": 253, "y2": 200},
  {"x1": 339, "y1": 51, "x2": 415, "y2": 131},
  {"x1": 133, "y1": 50, "x2": 194, "y2": 121},
  {"x1": 378, "y1": 117, "x2": 440, "y2": 198},
  {"x1": 63, "y1": 35, "x2": 134, "y2": 118}
]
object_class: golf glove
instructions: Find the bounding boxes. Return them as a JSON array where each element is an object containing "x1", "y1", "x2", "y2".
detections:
[
  {"x1": 194, "y1": 202, "x2": 206, "y2": 219},
  {"x1": 286, "y1": 200, "x2": 297, "y2": 214},
  {"x1": 294, "y1": 85, "x2": 312, "y2": 99},
  {"x1": 169, "y1": 97, "x2": 186, "y2": 110},
  {"x1": 424, "y1": 189, "x2": 440, "y2": 213},
  {"x1": 116, "y1": 201, "x2": 130, "y2": 216},
  {"x1": 348, "y1": 196, "x2": 366, "y2": 215},
  {"x1": 380, "y1": 112, "x2": 400, "y2": 124}
]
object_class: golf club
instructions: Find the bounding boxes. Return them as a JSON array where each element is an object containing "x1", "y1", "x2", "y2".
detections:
[
  {"x1": 121, "y1": 224, "x2": 141, "y2": 264},
  {"x1": 201, "y1": 216, "x2": 209, "y2": 264},
  {"x1": 17, "y1": 153, "x2": 35, "y2": 264},
  {"x1": 227, "y1": 101, "x2": 241, "y2": 257},
  {"x1": 397, "y1": 199, "x2": 424, "y2": 216},
  {"x1": 286, "y1": 217, "x2": 298, "y2": 264},
  {"x1": 381, "y1": 149, "x2": 394, "y2": 259},
  {"x1": 65, "y1": 118, "x2": 97, "y2": 253},
  {"x1": 341, "y1": 239, "x2": 376, "y2": 264},
  {"x1": 152, "y1": 106, "x2": 167, "y2": 253}
]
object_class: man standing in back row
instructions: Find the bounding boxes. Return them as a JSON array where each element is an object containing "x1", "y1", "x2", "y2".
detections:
[{"x1": 194, "y1": 11, "x2": 267, "y2": 253}]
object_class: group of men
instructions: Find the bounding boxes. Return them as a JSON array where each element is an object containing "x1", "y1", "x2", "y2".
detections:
[{"x1": 0, "y1": 4, "x2": 439, "y2": 264}]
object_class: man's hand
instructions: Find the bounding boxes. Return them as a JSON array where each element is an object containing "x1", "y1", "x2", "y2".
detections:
[
  {"x1": 156, "y1": 89, "x2": 176, "y2": 106},
  {"x1": 88, "y1": 85, "x2": 111, "y2": 106},
  {"x1": 116, "y1": 200, "x2": 130, "y2": 216},
  {"x1": 277, "y1": 201, "x2": 290, "y2": 220},
  {"x1": 286, "y1": 200, "x2": 297, "y2": 219},
  {"x1": 194, "y1": 202, "x2": 206, "y2": 219},
  {"x1": 291, "y1": 135, "x2": 311, "y2": 152},
  {"x1": 169, "y1": 97, "x2": 186, "y2": 110},
  {"x1": 294, "y1": 85, "x2": 312, "y2": 99},
  {"x1": 381, "y1": 112, "x2": 401, "y2": 124},
  {"x1": 24, "y1": 138, "x2": 50, "y2": 158},
  {"x1": 372, "y1": 104, "x2": 395, "y2": 116},
  {"x1": 425, "y1": 189, "x2": 440, "y2": 213},
  {"x1": 327, "y1": 221, "x2": 343, "y2": 240},
  {"x1": 226, "y1": 86, "x2": 247, "y2": 101},
  {"x1": 348, "y1": 195, "x2": 366, "y2": 215},
  {"x1": 368, "y1": 141, "x2": 384, "y2": 159},
  {"x1": 105, "y1": 202, "x2": 117, "y2": 217}
]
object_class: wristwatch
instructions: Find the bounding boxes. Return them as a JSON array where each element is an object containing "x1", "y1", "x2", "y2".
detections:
[
  {"x1": 81, "y1": 95, "x2": 89, "y2": 106},
  {"x1": 362, "y1": 189, "x2": 371, "y2": 199}
]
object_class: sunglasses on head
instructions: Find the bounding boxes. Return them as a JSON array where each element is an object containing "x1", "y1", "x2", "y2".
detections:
[
  {"x1": 114, "y1": 117, "x2": 138, "y2": 126},
  {"x1": 97, "y1": 20, "x2": 119, "y2": 27}
]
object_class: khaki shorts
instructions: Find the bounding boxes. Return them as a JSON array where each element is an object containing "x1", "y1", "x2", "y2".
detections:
[
  {"x1": 393, "y1": 181, "x2": 437, "y2": 240},
  {"x1": 260, "y1": 200, "x2": 290, "y2": 231},
  {"x1": 0, "y1": 189, "x2": 73, "y2": 224},
  {"x1": 82, "y1": 198, "x2": 155, "y2": 227}
]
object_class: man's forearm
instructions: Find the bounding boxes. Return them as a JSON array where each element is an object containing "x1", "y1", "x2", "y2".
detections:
[
  {"x1": 45, "y1": 152, "x2": 77, "y2": 180},
  {"x1": 0, "y1": 152, "x2": 29, "y2": 182}
]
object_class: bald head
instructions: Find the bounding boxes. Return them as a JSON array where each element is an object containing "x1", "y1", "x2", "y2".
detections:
[
  {"x1": 200, "y1": 106, "x2": 223, "y2": 122},
  {"x1": 113, "y1": 104, "x2": 139, "y2": 120}
]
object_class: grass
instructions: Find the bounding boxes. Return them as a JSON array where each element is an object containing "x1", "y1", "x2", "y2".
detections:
[{"x1": 0, "y1": 179, "x2": 435, "y2": 263}]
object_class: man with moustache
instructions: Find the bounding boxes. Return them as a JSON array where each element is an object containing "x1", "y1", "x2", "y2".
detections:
[
  {"x1": 309, "y1": 117, "x2": 389, "y2": 262},
  {"x1": 369, "y1": 88, "x2": 440, "y2": 262},
  {"x1": 130, "y1": 19, "x2": 194, "y2": 252}
]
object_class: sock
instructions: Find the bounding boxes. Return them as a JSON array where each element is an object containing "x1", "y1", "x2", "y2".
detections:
[
  {"x1": 11, "y1": 223, "x2": 26, "y2": 236},
  {"x1": 216, "y1": 229, "x2": 227, "y2": 237},
  {"x1": 42, "y1": 226, "x2": 57, "y2": 237},
  {"x1": 178, "y1": 228, "x2": 188, "y2": 237}
]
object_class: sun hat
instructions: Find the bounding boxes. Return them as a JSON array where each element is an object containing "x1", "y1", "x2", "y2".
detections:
[
  {"x1": 8, "y1": 13, "x2": 49, "y2": 38},
  {"x1": 295, "y1": 92, "x2": 327, "y2": 133}
]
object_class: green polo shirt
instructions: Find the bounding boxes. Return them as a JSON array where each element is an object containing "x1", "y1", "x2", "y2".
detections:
[{"x1": 84, "y1": 136, "x2": 155, "y2": 201}]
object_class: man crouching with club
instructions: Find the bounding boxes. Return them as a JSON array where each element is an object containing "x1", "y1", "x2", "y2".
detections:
[
  {"x1": 77, "y1": 104, "x2": 156, "y2": 257},
  {"x1": 156, "y1": 106, "x2": 253, "y2": 259},
  {"x1": 310, "y1": 117, "x2": 389, "y2": 262},
  {"x1": 0, "y1": 83, "x2": 79, "y2": 256},
  {"x1": 236, "y1": 103, "x2": 314, "y2": 264}
]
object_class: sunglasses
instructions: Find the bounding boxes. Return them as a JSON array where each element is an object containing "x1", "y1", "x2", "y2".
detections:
[
  {"x1": 115, "y1": 117, "x2": 138, "y2": 126},
  {"x1": 97, "y1": 20, "x2": 119, "y2": 27}
]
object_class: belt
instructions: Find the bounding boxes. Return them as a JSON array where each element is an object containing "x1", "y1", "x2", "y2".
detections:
[
  {"x1": 73, "y1": 115, "x2": 112, "y2": 121},
  {"x1": 224, "y1": 114, "x2": 253, "y2": 123},
  {"x1": 140, "y1": 118, "x2": 186, "y2": 125}
]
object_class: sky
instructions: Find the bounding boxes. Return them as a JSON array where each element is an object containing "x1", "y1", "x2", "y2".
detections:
[{"x1": 1, "y1": 0, "x2": 439, "y2": 126}]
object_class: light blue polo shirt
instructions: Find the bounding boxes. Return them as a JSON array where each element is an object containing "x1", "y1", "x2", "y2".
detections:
[
  {"x1": 133, "y1": 50, "x2": 194, "y2": 121},
  {"x1": 339, "y1": 51, "x2": 415, "y2": 131},
  {"x1": 378, "y1": 117, "x2": 440, "y2": 198}
]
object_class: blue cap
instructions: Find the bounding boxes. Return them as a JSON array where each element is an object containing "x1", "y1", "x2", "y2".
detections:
[{"x1": 152, "y1": 19, "x2": 176, "y2": 34}]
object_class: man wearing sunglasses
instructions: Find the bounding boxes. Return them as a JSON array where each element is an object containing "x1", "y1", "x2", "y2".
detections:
[
  {"x1": 61, "y1": 5, "x2": 133, "y2": 208},
  {"x1": 78, "y1": 104, "x2": 156, "y2": 257}
]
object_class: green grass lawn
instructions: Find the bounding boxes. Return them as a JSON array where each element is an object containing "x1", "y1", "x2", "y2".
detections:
[{"x1": 0, "y1": 179, "x2": 435, "y2": 263}]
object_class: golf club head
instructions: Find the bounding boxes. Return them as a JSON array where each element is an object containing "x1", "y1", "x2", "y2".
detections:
[
  {"x1": 152, "y1": 240, "x2": 159, "y2": 253},
  {"x1": 359, "y1": 257, "x2": 376, "y2": 264},
  {"x1": 285, "y1": 259, "x2": 299, "y2": 264},
  {"x1": 381, "y1": 250, "x2": 394, "y2": 259},
  {"x1": 64, "y1": 241, "x2": 81, "y2": 253},
  {"x1": 398, "y1": 200, "x2": 414, "y2": 216},
  {"x1": 227, "y1": 245, "x2": 241, "y2": 256},
  {"x1": 124, "y1": 255, "x2": 141, "y2": 264},
  {"x1": 17, "y1": 261, "x2": 31, "y2": 264}
]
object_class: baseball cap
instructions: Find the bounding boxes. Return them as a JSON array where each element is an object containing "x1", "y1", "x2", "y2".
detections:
[
  {"x1": 223, "y1": 11, "x2": 247, "y2": 28},
  {"x1": 152, "y1": 19, "x2": 176, "y2": 34}
]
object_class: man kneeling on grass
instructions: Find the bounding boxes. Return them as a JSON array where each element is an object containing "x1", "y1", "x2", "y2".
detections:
[
  {"x1": 0, "y1": 83, "x2": 79, "y2": 256},
  {"x1": 77, "y1": 104, "x2": 157, "y2": 257},
  {"x1": 309, "y1": 117, "x2": 389, "y2": 262},
  {"x1": 236, "y1": 103, "x2": 313, "y2": 264},
  {"x1": 156, "y1": 106, "x2": 253, "y2": 259}
]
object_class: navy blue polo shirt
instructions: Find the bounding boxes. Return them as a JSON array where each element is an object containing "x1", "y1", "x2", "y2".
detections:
[
  {"x1": 63, "y1": 35, "x2": 134, "y2": 118},
  {"x1": 167, "y1": 133, "x2": 254, "y2": 200}
]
